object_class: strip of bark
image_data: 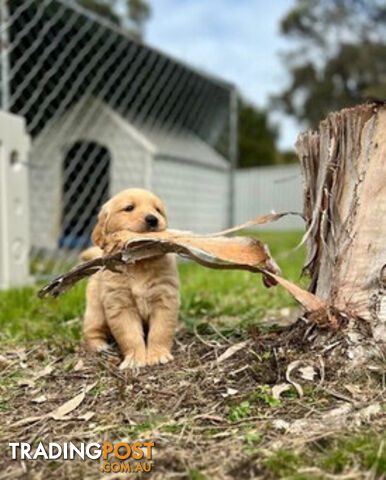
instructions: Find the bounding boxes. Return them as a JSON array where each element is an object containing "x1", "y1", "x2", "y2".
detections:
[{"x1": 38, "y1": 212, "x2": 335, "y2": 328}]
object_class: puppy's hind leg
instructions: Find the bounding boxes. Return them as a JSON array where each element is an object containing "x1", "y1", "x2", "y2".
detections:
[{"x1": 83, "y1": 277, "x2": 111, "y2": 355}]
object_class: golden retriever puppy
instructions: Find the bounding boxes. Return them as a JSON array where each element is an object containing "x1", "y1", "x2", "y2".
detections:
[{"x1": 82, "y1": 189, "x2": 180, "y2": 369}]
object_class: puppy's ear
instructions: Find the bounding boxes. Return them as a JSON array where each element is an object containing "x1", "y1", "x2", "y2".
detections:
[{"x1": 91, "y1": 208, "x2": 108, "y2": 248}]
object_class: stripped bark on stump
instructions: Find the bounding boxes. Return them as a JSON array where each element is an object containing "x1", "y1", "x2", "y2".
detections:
[{"x1": 296, "y1": 103, "x2": 386, "y2": 342}]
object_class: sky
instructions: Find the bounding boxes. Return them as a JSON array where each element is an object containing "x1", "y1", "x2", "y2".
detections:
[{"x1": 144, "y1": 0, "x2": 300, "y2": 150}]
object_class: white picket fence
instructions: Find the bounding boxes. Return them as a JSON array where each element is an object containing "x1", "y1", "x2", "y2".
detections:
[{"x1": 235, "y1": 165, "x2": 304, "y2": 231}]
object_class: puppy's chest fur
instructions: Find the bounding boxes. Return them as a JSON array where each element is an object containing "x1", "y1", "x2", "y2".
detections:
[{"x1": 98, "y1": 255, "x2": 179, "y2": 322}]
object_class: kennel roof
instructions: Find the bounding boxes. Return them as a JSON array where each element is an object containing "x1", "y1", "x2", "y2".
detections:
[
  {"x1": 7, "y1": 0, "x2": 234, "y2": 156},
  {"x1": 40, "y1": 96, "x2": 229, "y2": 170}
]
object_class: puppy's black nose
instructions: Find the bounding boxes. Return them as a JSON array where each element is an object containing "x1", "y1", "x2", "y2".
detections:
[{"x1": 145, "y1": 214, "x2": 158, "y2": 228}]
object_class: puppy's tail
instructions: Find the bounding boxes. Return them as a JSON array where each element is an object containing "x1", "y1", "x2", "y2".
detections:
[{"x1": 79, "y1": 246, "x2": 103, "y2": 262}]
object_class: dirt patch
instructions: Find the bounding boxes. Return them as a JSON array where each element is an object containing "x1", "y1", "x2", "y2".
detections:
[{"x1": 0, "y1": 323, "x2": 385, "y2": 479}]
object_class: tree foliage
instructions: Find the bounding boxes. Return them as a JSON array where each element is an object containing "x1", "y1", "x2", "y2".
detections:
[
  {"x1": 75, "y1": 2, "x2": 281, "y2": 167},
  {"x1": 77, "y1": 0, "x2": 120, "y2": 25},
  {"x1": 273, "y1": 0, "x2": 386, "y2": 127},
  {"x1": 126, "y1": 0, "x2": 152, "y2": 32},
  {"x1": 238, "y1": 100, "x2": 278, "y2": 168},
  {"x1": 77, "y1": 0, "x2": 151, "y2": 39}
]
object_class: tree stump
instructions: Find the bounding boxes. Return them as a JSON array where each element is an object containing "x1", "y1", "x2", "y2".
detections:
[{"x1": 295, "y1": 103, "x2": 386, "y2": 358}]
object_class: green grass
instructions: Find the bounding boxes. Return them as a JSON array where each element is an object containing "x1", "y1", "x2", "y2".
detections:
[
  {"x1": 179, "y1": 230, "x2": 306, "y2": 330},
  {"x1": 228, "y1": 401, "x2": 252, "y2": 422},
  {"x1": 1, "y1": 230, "x2": 384, "y2": 479},
  {"x1": 263, "y1": 432, "x2": 386, "y2": 478},
  {"x1": 188, "y1": 470, "x2": 210, "y2": 480},
  {"x1": 0, "y1": 230, "x2": 305, "y2": 343},
  {"x1": 0, "y1": 282, "x2": 85, "y2": 343},
  {"x1": 320, "y1": 433, "x2": 386, "y2": 476}
]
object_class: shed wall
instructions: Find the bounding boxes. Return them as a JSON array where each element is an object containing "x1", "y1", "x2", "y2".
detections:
[
  {"x1": 153, "y1": 157, "x2": 230, "y2": 233},
  {"x1": 30, "y1": 103, "x2": 148, "y2": 250}
]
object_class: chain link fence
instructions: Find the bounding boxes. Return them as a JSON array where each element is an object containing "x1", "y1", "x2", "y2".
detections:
[
  {"x1": 1, "y1": 0, "x2": 236, "y2": 279},
  {"x1": 235, "y1": 165, "x2": 303, "y2": 231}
]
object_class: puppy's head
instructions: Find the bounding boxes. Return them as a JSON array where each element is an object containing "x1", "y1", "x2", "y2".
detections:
[{"x1": 91, "y1": 189, "x2": 167, "y2": 248}]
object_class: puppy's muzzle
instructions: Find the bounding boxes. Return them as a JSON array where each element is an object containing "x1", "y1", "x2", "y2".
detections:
[{"x1": 145, "y1": 214, "x2": 159, "y2": 230}]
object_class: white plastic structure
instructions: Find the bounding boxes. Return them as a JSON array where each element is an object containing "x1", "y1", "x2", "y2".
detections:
[{"x1": 0, "y1": 112, "x2": 31, "y2": 289}]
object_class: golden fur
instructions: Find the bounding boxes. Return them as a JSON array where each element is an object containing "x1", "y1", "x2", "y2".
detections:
[{"x1": 82, "y1": 189, "x2": 180, "y2": 369}]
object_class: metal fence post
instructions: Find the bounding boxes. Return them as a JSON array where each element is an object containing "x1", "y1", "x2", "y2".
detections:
[
  {"x1": 0, "y1": 0, "x2": 10, "y2": 111},
  {"x1": 228, "y1": 87, "x2": 238, "y2": 227},
  {"x1": 0, "y1": 112, "x2": 31, "y2": 289}
]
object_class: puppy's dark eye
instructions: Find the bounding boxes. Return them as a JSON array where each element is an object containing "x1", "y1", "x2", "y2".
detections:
[
  {"x1": 156, "y1": 207, "x2": 162, "y2": 214},
  {"x1": 124, "y1": 205, "x2": 134, "y2": 212}
]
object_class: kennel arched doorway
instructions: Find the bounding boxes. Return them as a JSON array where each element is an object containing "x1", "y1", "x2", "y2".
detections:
[{"x1": 60, "y1": 141, "x2": 111, "y2": 249}]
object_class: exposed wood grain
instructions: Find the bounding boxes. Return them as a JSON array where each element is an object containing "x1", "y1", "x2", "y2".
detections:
[{"x1": 296, "y1": 103, "x2": 386, "y2": 338}]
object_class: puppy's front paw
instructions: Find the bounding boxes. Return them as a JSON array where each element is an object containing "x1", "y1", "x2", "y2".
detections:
[
  {"x1": 147, "y1": 346, "x2": 174, "y2": 366},
  {"x1": 119, "y1": 349, "x2": 147, "y2": 370}
]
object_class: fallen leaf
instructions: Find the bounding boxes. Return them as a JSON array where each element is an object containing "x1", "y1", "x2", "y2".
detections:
[
  {"x1": 13, "y1": 382, "x2": 97, "y2": 426},
  {"x1": 272, "y1": 383, "x2": 292, "y2": 400},
  {"x1": 324, "y1": 404, "x2": 352, "y2": 418},
  {"x1": 194, "y1": 414, "x2": 224, "y2": 423},
  {"x1": 17, "y1": 365, "x2": 55, "y2": 388},
  {"x1": 272, "y1": 419, "x2": 290, "y2": 431},
  {"x1": 78, "y1": 411, "x2": 95, "y2": 421},
  {"x1": 358, "y1": 403, "x2": 381, "y2": 421},
  {"x1": 227, "y1": 387, "x2": 238, "y2": 395},
  {"x1": 285, "y1": 361, "x2": 304, "y2": 398},
  {"x1": 221, "y1": 387, "x2": 238, "y2": 398},
  {"x1": 344, "y1": 384, "x2": 362, "y2": 396},
  {"x1": 215, "y1": 341, "x2": 249, "y2": 364},
  {"x1": 36, "y1": 365, "x2": 54, "y2": 378},
  {"x1": 50, "y1": 383, "x2": 96, "y2": 420},
  {"x1": 12, "y1": 415, "x2": 45, "y2": 427},
  {"x1": 73, "y1": 359, "x2": 84, "y2": 371},
  {"x1": 367, "y1": 365, "x2": 384, "y2": 372},
  {"x1": 32, "y1": 395, "x2": 47, "y2": 404}
]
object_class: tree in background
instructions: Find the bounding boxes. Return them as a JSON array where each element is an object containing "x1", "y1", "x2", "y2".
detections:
[
  {"x1": 273, "y1": 0, "x2": 386, "y2": 128},
  {"x1": 77, "y1": 0, "x2": 120, "y2": 24},
  {"x1": 76, "y1": 1, "x2": 283, "y2": 168},
  {"x1": 126, "y1": 0, "x2": 152, "y2": 37},
  {"x1": 238, "y1": 100, "x2": 289, "y2": 168},
  {"x1": 77, "y1": 0, "x2": 151, "y2": 39}
]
